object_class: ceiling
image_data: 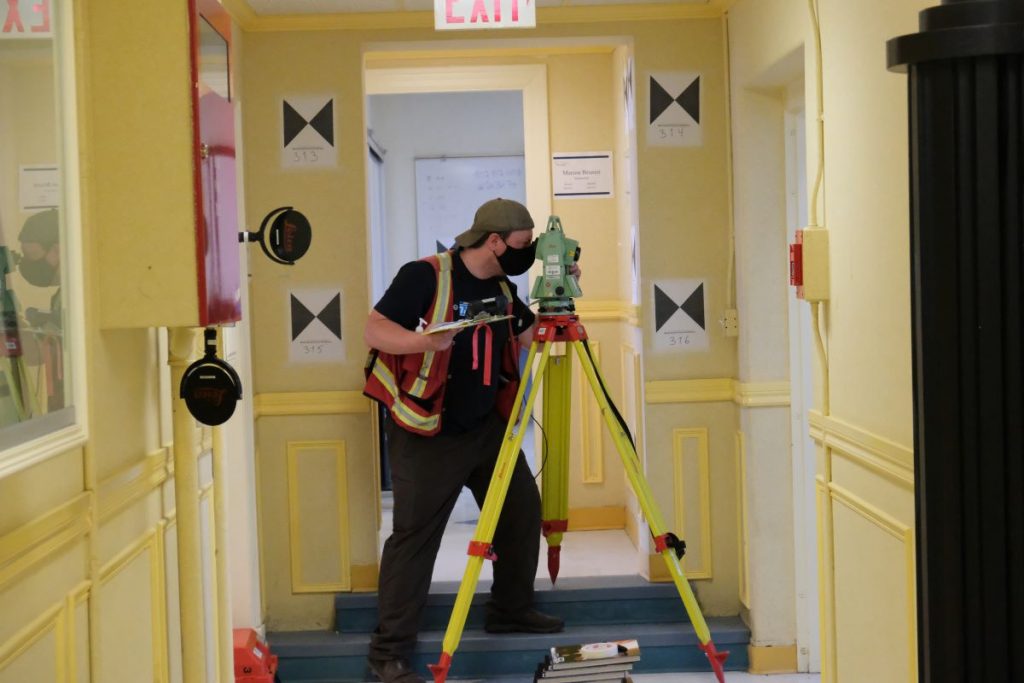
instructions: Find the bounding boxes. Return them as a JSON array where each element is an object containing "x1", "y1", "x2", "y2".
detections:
[{"x1": 244, "y1": 0, "x2": 711, "y2": 16}]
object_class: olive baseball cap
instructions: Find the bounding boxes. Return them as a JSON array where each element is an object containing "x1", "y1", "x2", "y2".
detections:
[
  {"x1": 453, "y1": 198, "x2": 535, "y2": 248},
  {"x1": 19, "y1": 209, "x2": 59, "y2": 246}
]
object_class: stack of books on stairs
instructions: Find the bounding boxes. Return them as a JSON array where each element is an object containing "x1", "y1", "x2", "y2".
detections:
[{"x1": 534, "y1": 638, "x2": 641, "y2": 682}]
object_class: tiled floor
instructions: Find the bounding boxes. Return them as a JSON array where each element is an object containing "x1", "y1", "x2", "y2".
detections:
[{"x1": 379, "y1": 491, "x2": 644, "y2": 585}]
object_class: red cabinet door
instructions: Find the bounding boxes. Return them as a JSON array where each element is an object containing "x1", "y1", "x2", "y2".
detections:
[
  {"x1": 197, "y1": 88, "x2": 240, "y2": 325},
  {"x1": 192, "y1": 0, "x2": 240, "y2": 325}
]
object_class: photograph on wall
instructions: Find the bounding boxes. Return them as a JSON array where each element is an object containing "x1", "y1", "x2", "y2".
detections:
[
  {"x1": 281, "y1": 95, "x2": 336, "y2": 169},
  {"x1": 652, "y1": 279, "x2": 708, "y2": 352},
  {"x1": 647, "y1": 72, "x2": 702, "y2": 147},
  {"x1": 289, "y1": 289, "x2": 344, "y2": 363}
]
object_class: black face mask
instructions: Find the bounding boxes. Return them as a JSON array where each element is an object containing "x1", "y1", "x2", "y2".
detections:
[
  {"x1": 496, "y1": 239, "x2": 536, "y2": 276},
  {"x1": 19, "y1": 258, "x2": 57, "y2": 287}
]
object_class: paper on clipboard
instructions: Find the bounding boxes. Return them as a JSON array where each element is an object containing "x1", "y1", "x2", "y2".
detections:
[{"x1": 420, "y1": 314, "x2": 513, "y2": 334}]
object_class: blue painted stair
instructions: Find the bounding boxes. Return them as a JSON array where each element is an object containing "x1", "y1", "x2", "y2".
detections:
[{"x1": 270, "y1": 575, "x2": 750, "y2": 682}]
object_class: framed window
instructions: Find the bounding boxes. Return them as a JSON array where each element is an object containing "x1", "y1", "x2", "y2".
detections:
[{"x1": 0, "y1": 0, "x2": 85, "y2": 475}]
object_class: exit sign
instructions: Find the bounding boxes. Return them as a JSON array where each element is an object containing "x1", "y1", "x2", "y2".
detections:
[
  {"x1": 434, "y1": 0, "x2": 536, "y2": 31},
  {"x1": 1, "y1": 0, "x2": 51, "y2": 39}
]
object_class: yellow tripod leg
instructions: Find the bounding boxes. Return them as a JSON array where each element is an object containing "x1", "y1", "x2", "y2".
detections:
[
  {"x1": 570, "y1": 340, "x2": 729, "y2": 683},
  {"x1": 540, "y1": 347, "x2": 571, "y2": 583},
  {"x1": 430, "y1": 340, "x2": 553, "y2": 683}
]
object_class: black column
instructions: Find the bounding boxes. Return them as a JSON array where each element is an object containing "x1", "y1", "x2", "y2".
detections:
[{"x1": 888, "y1": 2, "x2": 1024, "y2": 682}]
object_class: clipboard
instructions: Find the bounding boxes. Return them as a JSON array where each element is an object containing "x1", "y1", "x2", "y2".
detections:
[{"x1": 420, "y1": 314, "x2": 513, "y2": 335}]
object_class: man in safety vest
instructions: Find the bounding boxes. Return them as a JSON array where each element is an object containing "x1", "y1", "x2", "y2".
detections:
[{"x1": 364, "y1": 198, "x2": 564, "y2": 683}]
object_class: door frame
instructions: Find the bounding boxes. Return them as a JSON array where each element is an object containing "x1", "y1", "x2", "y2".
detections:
[{"x1": 784, "y1": 80, "x2": 822, "y2": 673}]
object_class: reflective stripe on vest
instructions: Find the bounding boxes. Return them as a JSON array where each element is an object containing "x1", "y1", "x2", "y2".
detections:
[
  {"x1": 371, "y1": 356, "x2": 441, "y2": 432},
  {"x1": 498, "y1": 280, "x2": 512, "y2": 309},
  {"x1": 409, "y1": 252, "x2": 453, "y2": 399}
]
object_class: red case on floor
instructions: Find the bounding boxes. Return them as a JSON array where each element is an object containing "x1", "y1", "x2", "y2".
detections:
[{"x1": 233, "y1": 628, "x2": 278, "y2": 683}]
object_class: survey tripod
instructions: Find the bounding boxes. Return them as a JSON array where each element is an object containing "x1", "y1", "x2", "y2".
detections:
[{"x1": 427, "y1": 218, "x2": 728, "y2": 683}]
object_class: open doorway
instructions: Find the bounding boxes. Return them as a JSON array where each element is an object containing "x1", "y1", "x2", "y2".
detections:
[
  {"x1": 365, "y1": 87, "x2": 535, "y2": 583},
  {"x1": 363, "y1": 58, "x2": 641, "y2": 587},
  {"x1": 364, "y1": 63, "x2": 552, "y2": 587}
]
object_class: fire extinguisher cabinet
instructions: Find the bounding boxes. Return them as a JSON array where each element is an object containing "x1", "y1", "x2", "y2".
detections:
[{"x1": 83, "y1": 0, "x2": 241, "y2": 328}]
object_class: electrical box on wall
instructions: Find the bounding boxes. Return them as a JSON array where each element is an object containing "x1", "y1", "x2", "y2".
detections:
[
  {"x1": 790, "y1": 228, "x2": 830, "y2": 302},
  {"x1": 86, "y1": 0, "x2": 240, "y2": 328}
]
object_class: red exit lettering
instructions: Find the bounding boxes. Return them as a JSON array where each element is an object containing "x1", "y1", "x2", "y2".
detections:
[
  {"x1": 443, "y1": 0, "x2": 525, "y2": 26},
  {"x1": 3, "y1": 0, "x2": 50, "y2": 36}
]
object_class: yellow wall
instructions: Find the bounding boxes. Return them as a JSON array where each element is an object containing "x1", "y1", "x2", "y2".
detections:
[
  {"x1": 0, "y1": 1, "x2": 934, "y2": 680},
  {"x1": 242, "y1": 14, "x2": 741, "y2": 628},
  {"x1": 728, "y1": 0, "x2": 924, "y2": 679},
  {"x1": 1, "y1": 1, "x2": 233, "y2": 681}
]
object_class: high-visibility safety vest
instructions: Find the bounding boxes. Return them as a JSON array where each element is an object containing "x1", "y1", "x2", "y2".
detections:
[{"x1": 363, "y1": 251, "x2": 522, "y2": 436}]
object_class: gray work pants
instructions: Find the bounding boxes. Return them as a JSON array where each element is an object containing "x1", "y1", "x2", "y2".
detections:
[{"x1": 368, "y1": 412, "x2": 541, "y2": 661}]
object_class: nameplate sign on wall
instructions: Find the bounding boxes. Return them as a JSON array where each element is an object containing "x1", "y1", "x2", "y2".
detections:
[
  {"x1": 1, "y1": 0, "x2": 51, "y2": 38},
  {"x1": 282, "y1": 96, "x2": 336, "y2": 169},
  {"x1": 434, "y1": 0, "x2": 536, "y2": 31},
  {"x1": 19, "y1": 165, "x2": 59, "y2": 210},
  {"x1": 290, "y1": 289, "x2": 344, "y2": 363},
  {"x1": 652, "y1": 280, "x2": 708, "y2": 352},
  {"x1": 647, "y1": 72, "x2": 702, "y2": 147},
  {"x1": 552, "y1": 152, "x2": 613, "y2": 199}
]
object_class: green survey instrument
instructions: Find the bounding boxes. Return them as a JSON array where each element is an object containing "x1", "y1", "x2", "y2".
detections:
[{"x1": 428, "y1": 217, "x2": 729, "y2": 683}]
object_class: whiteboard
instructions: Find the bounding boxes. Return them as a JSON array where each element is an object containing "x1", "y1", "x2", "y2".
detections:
[{"x1": 414, "y1": 155, "x2": 526, "y2": 256}]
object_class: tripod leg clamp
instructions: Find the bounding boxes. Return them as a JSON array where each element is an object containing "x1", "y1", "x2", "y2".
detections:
[
  {"x1": 654, "y1": 532, "x2": 687, "y2": 560},
  {"x1": 541, "y1": 520, "x2": 568, "y2": 537},
  {"x1": 698, "y1": 640, "x2": 729, "y2": 683},
  {"x1": 467, "y1": 541, "x2": 497, "y2": 562}
]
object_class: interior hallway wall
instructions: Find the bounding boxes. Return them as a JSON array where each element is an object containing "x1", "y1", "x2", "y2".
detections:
[
  {"x1": 368, "y1": 90, "x2": 524, "y2": 276},
  {"x1": 241, "y1": 15, "x2": 740, "y2": 631},
  {"x1": 1, "y1": 2, "x2": 241, "y2": 682},
  {"x1": 728, "y1": 0, "x2": 926, "y2": 680}
]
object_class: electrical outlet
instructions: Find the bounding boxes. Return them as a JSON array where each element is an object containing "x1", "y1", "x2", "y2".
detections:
[{"x1": 722, "y1": 309, "x2": 739, "y2": 337}]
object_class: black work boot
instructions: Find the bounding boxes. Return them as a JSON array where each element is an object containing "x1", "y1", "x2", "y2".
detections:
[
  {"x1": 367, "y1": 657, "x2": 426, "y2": 683},
  {"x1": 484, "y1": 607, "x2": 565, "y2": 634}
]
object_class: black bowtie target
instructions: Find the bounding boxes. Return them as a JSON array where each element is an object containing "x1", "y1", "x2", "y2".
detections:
[
  {"x1": 283, "y1": 99, "x2": 334, "y2": 148},
  {"x1": 650, "y1": 74, "x2": 701, "y2": 125},
  {"x1": 291, "y1": 293, "x2": 342, "y2": 341},
  {"x1": 654, "y1": 282, "x2": 706, "y2": 332}
]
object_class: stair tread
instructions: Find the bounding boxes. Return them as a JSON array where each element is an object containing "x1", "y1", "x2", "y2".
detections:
[
  {"x1": 335, "y1": 575, "x2": 690, "y2": 609},
  {"x1": 270, "y1": 617, "x2": 750, "y2": 657}
]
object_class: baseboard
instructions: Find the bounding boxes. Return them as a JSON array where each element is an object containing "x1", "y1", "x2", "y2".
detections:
[
  {"x1": 568, "y1": 505, "x2": 626, "y2": 530},
  {"x1": 350, "y1": 564, "x2": 378, "y2": 592},
  {"x1": 748, "y1": 644, "x2": 798, "y2": 673}
]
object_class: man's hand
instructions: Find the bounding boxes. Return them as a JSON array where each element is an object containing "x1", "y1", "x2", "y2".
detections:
[
  {"x1": 366, "y1": 310, "x2": 454, "y2": 355},
  {"x1": 569, "y1": 262, "x2": 582, "y2": 281},
  {"x1": 424, "y1": 328, "x2": 458, "y2": 351}
]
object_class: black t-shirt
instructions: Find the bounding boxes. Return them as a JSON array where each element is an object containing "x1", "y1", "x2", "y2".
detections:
[{"x1": 374, "y1": 250, "x2": 535, "y2": 435}]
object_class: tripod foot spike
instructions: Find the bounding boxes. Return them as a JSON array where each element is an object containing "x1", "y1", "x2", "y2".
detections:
[
  {"x1": 698, "y1": 640, "x2": 729, "y2": 683},
  {"x1": 547, "y1": 546, "x2": 561, "y2": 585},
  {"x1": 428, "y1": 652, "x2": 451, "y2": 683}
]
